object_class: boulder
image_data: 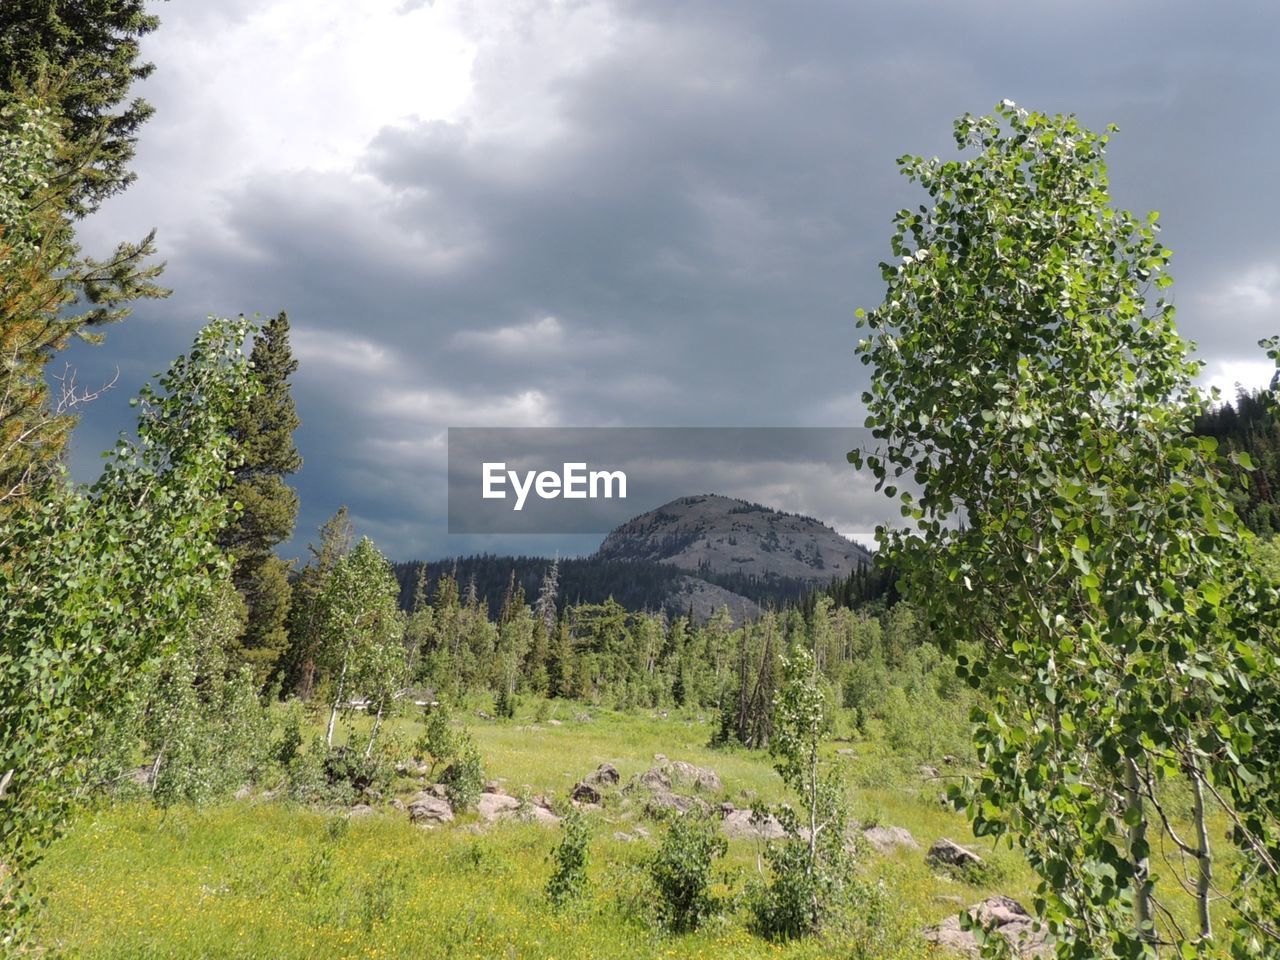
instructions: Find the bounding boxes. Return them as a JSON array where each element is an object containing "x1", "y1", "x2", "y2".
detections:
[
  {"x1": 720, "y1": 805, "x2": 786, "y2": 840},
  {"x1": 347, "y1": 803, "x2": 377, "y2": 818},
  {"x1": 476, "y1": 793, "x2": 521, "y2": 821},
  {"x1": 582, "y1": 763, "x2": 620, "y2": 789},
  {"x1": 570, "y1": 782, "x2": 601, "y2": 804},
  {"x1": 522, "y1": 800, "x2": 561, "y2": 826},
  {"x1": 645, "y1": 790, "x2": 709, "y2": 817},
  {"x1": 861, "y1": 824, "x2": 920, "y2": 854},
  {"x1": 665, "y1": 760, "x2": 722, "y2": 793},
  {"x1": 927, "y1": 837, "x2": 983, "y2": 871},
  {"x1": 924, "y1": 896, "x2": 1049, "y2": 957},
  {"x1": 483, "y1": 780, "x2": 506, "y2": 795},
  {"x1": 408, "y1": 793, "x2": 454, "y2": 825},
  {"x1": 630, "y1": 758, "x2": 721, "y2": 795},
  {"x1": 632, "y1": 767, "x2": 672, "y2": 792}
]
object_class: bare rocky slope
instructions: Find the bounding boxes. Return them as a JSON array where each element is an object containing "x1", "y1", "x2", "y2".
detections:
[{"x1": 596, "y1": 494, "x2": 872, "y2": 584}]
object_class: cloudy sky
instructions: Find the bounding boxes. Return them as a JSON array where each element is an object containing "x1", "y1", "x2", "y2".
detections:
[{"x1": 64, "y1": 0, "x2": 1280, "y2": 561}]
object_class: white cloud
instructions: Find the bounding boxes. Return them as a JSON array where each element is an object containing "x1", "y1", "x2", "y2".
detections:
[
  {"x1": 292, "y1": 329, "x2": 399, "y2": 374},
  {"x1": 451, "y1": 315, "x2": 565, "y2": 352}
]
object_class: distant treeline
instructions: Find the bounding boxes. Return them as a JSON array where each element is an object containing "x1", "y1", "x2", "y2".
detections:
[
  {"x1": 1195, "y1": 388, "x2": 1280, "y2": 535},
  {"x1": 391, "y1": 555, "x2": 855, "y2": 620}
]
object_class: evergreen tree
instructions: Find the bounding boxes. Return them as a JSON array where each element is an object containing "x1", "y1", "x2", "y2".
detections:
[
  {"x1": 0, "y1": 87, "x2": 166, "y2": 512},
  {"x1": 0, "y1": 0, "x2": 162, "y2": 216},
  {"x1": 535, "y1": 557, "x2": 559, "y2": 634},
  {"x1": 219, "y1": 312, "x2": 302, "y2": 683}
]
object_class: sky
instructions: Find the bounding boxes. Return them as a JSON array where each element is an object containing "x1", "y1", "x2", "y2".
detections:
[{"x1": 63, "y1": 0, "x2": 1280, "y2": 561}]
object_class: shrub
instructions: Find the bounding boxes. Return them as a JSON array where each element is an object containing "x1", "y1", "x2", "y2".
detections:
[
  {"x1": 648, "y1": 812, "x2": 727, "y2": 932},
  {"x1": 441, "y1": 740, "x2": 484, "y2": 813},
  {"x1": 546, "y1": 808, "x2": 590, "y2": 910}
]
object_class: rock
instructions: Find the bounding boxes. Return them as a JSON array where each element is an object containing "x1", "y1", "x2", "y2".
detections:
[
  {"x1": 476, "y1": 793, "x2": 521, "y2": 821},
  {"x1": 574, "y1": 712, "x2": 592, "y2": 723},
  {"x1": 836, "y1": 748, "x2": 857, "y2": 757},
  {"x1": 348, "y1": 803, "x2": 376, "y2": 818},
  {"x1": 570, "y1": 781, "x2": 601, "y2": 804},
  {"x1": 483, "y1": 780, "x2": 505, "y2": 795},
  {"x1": 645, "y1": 790, "x2": 709, "y2": 817},
  {"x1": 582, "y1": 763, "x2": 620, "y2": 788},
  {"x1": 721, "y1": 807, "x2": 786, "y2": 840},
  {"x1": 234, "y1": 784, "x2": 253, "y2": 801},
  {"x1": 546, "y1": 719, "x2": 563, "y2": 726},
  {"x1": 632, "y1": 767, "x2": 672, "y2": 792},
  {"x1": 613, "y1": 827, "x2": 651, "y2": 842},
  {"x1": 522, "y1": 801, "x2": 561, "y2": 826},
  {"x1": 924, "y1": 896, "x2": 1049, "y2": 957},
  {"x1": 390, "y1": 798, "x2": 406, "y2": 811},
  {"x1": 919, "y1": 765, "x2": 940, "y2": 780},
  {"x1": 927, "y1": 838, "x2": 984, "y2": 871},
  {"x1": 942, "y1": 754, "x2": 959, "y2": 765},
  {"x1": 630, "y1": 758, "x2": 721, "y2": 794},
  {"x1": 861, "y1": 825, "x2": 920, "y2": 854},
  {"x1": 665, "y1": 760, "x2": 722, "y2": 793},
  {"x1": 426, "y1": 783, "x2": 448, "y2": 799},
  {"x1": 408, "y1": 794, "x2": 454, "y2": 825}
]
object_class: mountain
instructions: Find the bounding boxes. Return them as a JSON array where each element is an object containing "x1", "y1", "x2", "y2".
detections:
[
  {"x1": 596, "y1": 494, "x2": 872, "y2": 583},
  {"x1": 395, "y1": 494, "x2": 872, "y2": 623}
]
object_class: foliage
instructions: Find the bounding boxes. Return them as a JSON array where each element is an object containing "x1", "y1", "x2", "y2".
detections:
[
  {"x1": 0, "y1": 0, "x2": 160, "y2": 216},
  {"x1": 855, "y1": 100, "x2": 1280, "y2": 955},
  {"x1": 138, "y1": 576, "x2": 272, "y2": 808},
  {"x1": 546, "y1": 808, "x2": 590, "y2": 910},
  {"x1": 751, "y1": 644, "x2": 855, "y2": 940},
  {"x1": 416, "y1": 702, "x2": 461, "y2": 778},
  {"x1": 314, "y1": 538, "x2": 406, "y2": 748},
  {"x1": 0, "y1": 88, "x2": 166, "y2": 512},
  {"x1": 283, "y1": 507, "x2": 352, "y2": 699},
  {"x1": 219, "y1": 311, "x2": 302, "y2": 684},
  {"x1": 1195, "y1": 389, "x2": 1280, "y2": 535},
  {"x1": 0, "y1": 318, "x2": 254, "y2": 935},
  {"x1": 440, "y1": 740, "x2": 484, "y2": 814},
  {"x1": 647, "y1": 811, "x2": 727, "y2": 932}
]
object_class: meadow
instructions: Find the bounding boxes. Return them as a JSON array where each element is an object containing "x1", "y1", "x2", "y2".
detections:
[{"x1": 30, "y1": 702, "x2": 1035, "y2": 960}]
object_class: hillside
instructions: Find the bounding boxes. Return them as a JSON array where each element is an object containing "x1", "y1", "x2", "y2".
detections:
[
  {"x1": 396, "y1": 495, "x2": 871, "y2": 622},
  {"x1": 596, "y1": 494, "x2": 872, "y2": 582}
]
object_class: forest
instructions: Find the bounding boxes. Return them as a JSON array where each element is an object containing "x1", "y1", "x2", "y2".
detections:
[{"x1": 2, "y1": 4, "x2": 1280, "y2": 960}]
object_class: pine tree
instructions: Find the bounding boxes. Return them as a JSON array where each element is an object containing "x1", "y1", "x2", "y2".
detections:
[
  {"x1": 0, "y1": 87, "x2": 166, "y2": 513},
  {"x1": 220, "y1": 312, "x2": 302, "y2": 683},
  {"x1": 535, "y1": 557, "x2": 560, "y2": 635},
  {"x1": 0, "y1": 0, "x2": 162, "y2": 216}
]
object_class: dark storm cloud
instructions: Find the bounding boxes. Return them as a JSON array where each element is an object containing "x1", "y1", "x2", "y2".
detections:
[{"x1": 64, "y1": 0, "x2": 1280, "y2": 560}]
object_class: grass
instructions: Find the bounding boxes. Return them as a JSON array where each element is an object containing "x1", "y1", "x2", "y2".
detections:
[{"x1": 29, "y1": 703, "x2": 1042, "y2": 958}]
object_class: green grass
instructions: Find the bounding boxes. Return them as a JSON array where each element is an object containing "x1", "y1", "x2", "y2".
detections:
[{"x1": 30, "y1": 704, "x2": 1038, "y2": 959}]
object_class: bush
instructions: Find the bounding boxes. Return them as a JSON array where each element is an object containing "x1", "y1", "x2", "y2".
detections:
[
  {"x1": 415, "y1": 701, "x2": 460, "y2": 777},
  {"x1": 546, "y1": 808, "x2": 590, "y2": 910},
  {"x1": 440, "y1": 740, "x2": 484, "y2": 813},
  {"x1": 323, "y1": 745, "x2": 393, "y2": 799},
  {"x1": 648, "y1": 812, "x2": 727, "y2": 932}
]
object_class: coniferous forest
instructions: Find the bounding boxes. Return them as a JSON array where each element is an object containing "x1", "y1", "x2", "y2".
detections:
[{"x1": 2, "y1": 4, "x2": 1280, "y2": 960}]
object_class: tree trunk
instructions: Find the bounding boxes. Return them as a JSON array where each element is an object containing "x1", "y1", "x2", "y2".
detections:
[
  {"x1": 364, "y1": 701, "x2": 385, "y2": 759},
  {"x1": 1191, "y1": 760, "x2": 1213, "y2": 941},
  {"x1": 1123, "y1": 757, "x2": 1155, "y2": 941},
  {"x1": 326, "y1": 656, "x2": 350, "y2": 748}
]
